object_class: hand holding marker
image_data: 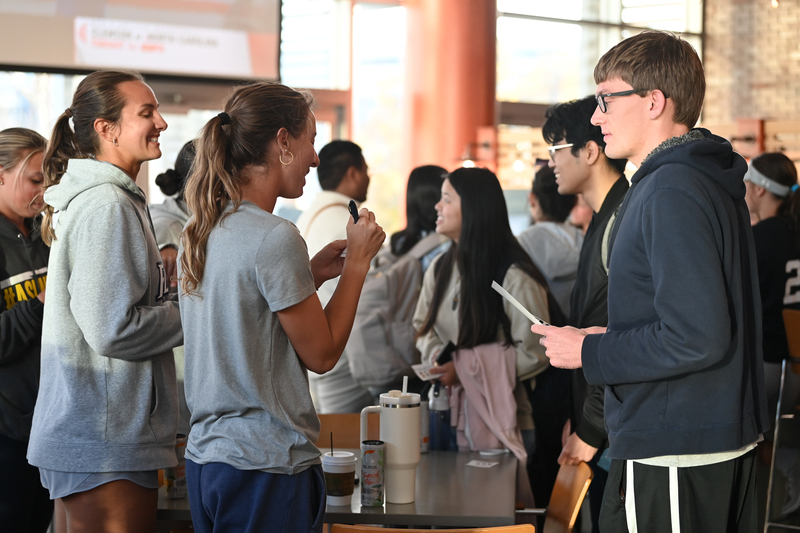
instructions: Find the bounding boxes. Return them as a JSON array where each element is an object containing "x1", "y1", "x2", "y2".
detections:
[
  {"x1": 348, "y1": 200, "x2": 359, "y2": 223},
  {"x1": 342, "y1": 200, "x2": 360, "y2": 257}
]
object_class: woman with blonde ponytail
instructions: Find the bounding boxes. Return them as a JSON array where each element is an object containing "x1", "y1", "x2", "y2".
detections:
[
  {"x1": 27, "y1": 70, "x2": 183, "y2": 533},
  {"x1": 178, "y1": 82, "x2": 385, "y2": 532},
  {"x1": 0, "y1": 127, "x2": 52, "y2": 533}
]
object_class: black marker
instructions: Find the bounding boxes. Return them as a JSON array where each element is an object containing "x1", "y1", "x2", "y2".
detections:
[{"x1": 348, "y1": 200, "x2": 359, "y2": 223}]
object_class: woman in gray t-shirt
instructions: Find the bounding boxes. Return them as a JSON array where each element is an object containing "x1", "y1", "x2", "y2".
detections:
[{"x1": 178, "y1": 82, "x2": 384, "y2": 533}]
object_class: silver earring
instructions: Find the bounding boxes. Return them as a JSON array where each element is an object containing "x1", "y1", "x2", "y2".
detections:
[{"x1": 113, "y1": 137, "x2": 119, "y2": 147}]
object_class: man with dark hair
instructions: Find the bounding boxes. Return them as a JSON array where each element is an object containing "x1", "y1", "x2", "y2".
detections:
[
  {"x1": 542, "y1": 96, "x2": 628, "y2": 330},
  {"x1": 315, "y1": 140, "x2": 370, "y2": 196},
  {"x1": 533, "y1": 30, "x2": 768, "y2": 532},
  {"x1": 539, "y1": 94, "x2": 628, "y2": 533},
  {"x1": 296, "y1": 140, "x2": 373, "y2": 414}
]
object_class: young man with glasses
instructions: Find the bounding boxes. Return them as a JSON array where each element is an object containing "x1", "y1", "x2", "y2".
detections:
[
  {"x1": 540, "y1": 95, "x2": 628, "y2": 533},
  {"x1": 532, "y1": 30, "x2": 769, "y2": 532}
]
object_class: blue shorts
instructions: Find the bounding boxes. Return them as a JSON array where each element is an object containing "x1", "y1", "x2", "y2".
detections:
[
  {"x1": 38, "y1": 468, "x2": 159, "y2": 500},
  {"x1": 186, "y1": 460, "x2": 325, "y2": 533}
]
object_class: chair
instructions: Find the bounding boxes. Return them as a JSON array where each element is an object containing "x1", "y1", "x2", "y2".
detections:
[
  {"x1": 763, "y1": 309, "x2": 800, "y2": 532},
  {"x1": 331, "y1": 525, "x2": 535, "y2": 532},
  {"x1": 515, "y1": 462, "x2": 593, "y2": 533},
  {"x1": 316, "y1": 412, "x2": 380, "y2": 450},
  {"x1": 782, "y1": 308, "x2": 800, "y2": 377}
]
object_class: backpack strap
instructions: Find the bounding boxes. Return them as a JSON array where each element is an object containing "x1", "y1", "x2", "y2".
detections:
[
  {"x1": 601, "y1": 204, "x2": 622, "y2": 275},
  {"x1": 433, "y1": 249, "x2": 447, "y2": 278},
  {"x1": 407, "y1": 233, "x2": 449, "y2": 261},
  {"x1": 305, "y1": 202, "x2": 348, "y2": 234}
]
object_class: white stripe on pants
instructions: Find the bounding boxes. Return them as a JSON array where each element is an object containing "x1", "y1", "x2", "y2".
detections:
[{"x1": 625, "y1": 460, "x2": 682, "y2": 533}]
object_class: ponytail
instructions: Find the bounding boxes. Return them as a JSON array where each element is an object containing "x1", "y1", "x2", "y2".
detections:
[
  {"x1": 180, "y1": 82, "x2": 313, "y2": 297},
  {"x1": 180, "y1": 114, "x2": 242, "y2": 296},
  {"x1": 41, "y1": 111, "x2": 82, "y2": 245}
]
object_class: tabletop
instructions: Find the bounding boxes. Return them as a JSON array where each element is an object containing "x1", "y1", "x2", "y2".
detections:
[
  {"x1": 325, "y1": 449, "x2": 519, "y2": 527},
  {"x1": 157, "y1": 449, "x2": 519, "y2": 528}
]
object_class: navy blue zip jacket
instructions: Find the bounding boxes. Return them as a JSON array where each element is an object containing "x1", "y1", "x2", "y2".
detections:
[
  {"x1": 582, "y1": 129, "x2": 770, "y2": 460},
  {"x1": 0, "y1": 215, "x2": 48, "y2": 441}
]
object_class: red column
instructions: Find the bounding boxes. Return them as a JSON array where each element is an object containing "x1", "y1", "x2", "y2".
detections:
[{"x1": 404, "y1": 0, "x2": 497, "y2": 173}]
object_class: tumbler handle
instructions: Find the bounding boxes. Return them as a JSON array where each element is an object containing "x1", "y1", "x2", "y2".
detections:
[{"x1": 360, "y1": 405, "x2": 380, "y2": 444}]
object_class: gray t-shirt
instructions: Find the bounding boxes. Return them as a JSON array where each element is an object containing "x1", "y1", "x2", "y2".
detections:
[{"x1": 179, "y1": 202, "x2": 320, "y2": 474}]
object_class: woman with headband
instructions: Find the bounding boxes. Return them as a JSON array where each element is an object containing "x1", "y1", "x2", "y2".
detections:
[
  {"x1": 0, "y1": 127, "x2": 53, "y2": 532},
  {"x1": 743, "y1": 152, "x2": 800, "y2": 515},
  {"x1": 27, "y1": 70, "x2": 183, "y2": 532},
  {"x1": 744, "y1": 153, "x2": 800, "y2": 378}
]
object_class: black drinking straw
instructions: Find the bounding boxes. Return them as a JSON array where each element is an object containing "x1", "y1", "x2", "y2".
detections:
[{"x1": 330, "y1": 432, "x2": 334, "y2": 456}]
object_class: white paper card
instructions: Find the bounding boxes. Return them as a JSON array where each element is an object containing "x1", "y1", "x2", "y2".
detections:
[
  {"x1": 466, "y1": 460, "x2": 499, "y2": 468},
  {"x1": 491, "y1": 281, "x2": 550, "y2": 326},
  {"x1": 412, "y1": 363, "x2": 438, "y2": 382}
]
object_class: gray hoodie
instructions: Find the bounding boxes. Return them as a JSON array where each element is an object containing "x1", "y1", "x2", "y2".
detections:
[
  {"x1": 517, "y1": 221, "x2": 583, "y2": 317},
  {"x1": 149, "y1": 197, "x2": 190, "y2": 248},
  {"x1": 27, "y1": 158, "x2": 183, "y2": 473}
]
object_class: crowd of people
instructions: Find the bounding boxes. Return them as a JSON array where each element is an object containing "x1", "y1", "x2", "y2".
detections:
[{"x1": 0, "y1": 29, "x2": 798, "y2": 533}]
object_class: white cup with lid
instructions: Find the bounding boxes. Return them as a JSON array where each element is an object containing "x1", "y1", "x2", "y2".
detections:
[
  {"x1": 321, "y1": 451, "x2": 358, "y2": 506},
  {"x1": 361, "y1": 390, "x2": 421, "y2": 504}
]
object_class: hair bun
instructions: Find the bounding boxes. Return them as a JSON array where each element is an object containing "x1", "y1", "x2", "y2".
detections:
[{"x1": 155, "y1": 168, "x2": 182, "y2": 196}]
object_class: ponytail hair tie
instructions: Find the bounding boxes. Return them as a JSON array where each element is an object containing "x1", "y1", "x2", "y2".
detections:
[
  {"x1": 792, "y1": 184, "x2": 799, "y2": 193},
  {"x1": 64, "y1": 108, "x2": 73, "y2": 118},
  {"x1": 218, "y1": 112, "x2": 231, "y2": 126}
]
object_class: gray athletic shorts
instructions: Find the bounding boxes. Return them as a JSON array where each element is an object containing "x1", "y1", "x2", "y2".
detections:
[{"x1": 39, "y1": 468, "x2": 159, "y2": 500}]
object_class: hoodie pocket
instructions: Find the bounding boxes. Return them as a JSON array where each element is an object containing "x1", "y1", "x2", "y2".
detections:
[
  {"x1": 149, "y1": 373, "x2": 159, "y2": 417},
  {"x1": 147, "y1": 353, "x2": 178, "y2": 442},
  {"x1": 606, "y1": 385, "x2": 625, "y2": 431},
  {"x1": 105, "y1": 358, "x2": 159, "y2": 444}
]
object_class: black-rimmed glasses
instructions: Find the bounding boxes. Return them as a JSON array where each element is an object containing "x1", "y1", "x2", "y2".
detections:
[{"x1": 595, "y1": 89, "x2": 649, "y2": 113}]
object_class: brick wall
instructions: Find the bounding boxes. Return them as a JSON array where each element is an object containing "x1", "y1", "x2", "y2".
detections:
[{"x1": 704, "y1": 0, "x2": 800, "y2": 124}]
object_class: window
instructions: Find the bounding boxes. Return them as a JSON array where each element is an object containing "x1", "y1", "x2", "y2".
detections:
[
  {"x1": 281, "y1": 0, "x2": 407, "y2": 235},
  {"x1": 495, "y1": 0, "x2": 704, "y2": 192},
  {"x1": 0, "y1": 71, "x2": 82, "y2": 137},
  {"x1": 351, "y1": 3, "x2": 406, "y2": 233},
  {"x1": 496, "y1": 0, "x2": 703, "y2": 104},
  {"x1": 280, "y1": 0, "x2": 351, "y2": 90}
]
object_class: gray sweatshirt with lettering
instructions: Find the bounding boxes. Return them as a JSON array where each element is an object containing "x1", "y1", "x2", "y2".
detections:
[{"x1": 27, "y1": 158, "x2": 183, "y2": 473}]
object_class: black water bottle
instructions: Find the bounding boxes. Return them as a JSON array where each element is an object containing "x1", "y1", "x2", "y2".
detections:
[{"x1": 428, "y1": 381, "x2": 451, "y2": 451}]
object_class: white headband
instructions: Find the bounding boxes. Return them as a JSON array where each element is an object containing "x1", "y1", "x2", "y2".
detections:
[{"x1": 743, "y1": 163, "x2": 790, "y2": 198}]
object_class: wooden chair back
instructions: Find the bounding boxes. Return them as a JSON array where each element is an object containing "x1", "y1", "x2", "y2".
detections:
[
  {"x1": 782, "y1": 308, "x2": 800, "y2": 374},
  {"x1": 543, "y1": 462, "x2": 593, "y2": 533},
  {"x1": 331, "y1": 525, "x2": 535, "y2": 533},
  {"x1": 315, "y1": 412, "x2": 380, "y2": 450}
]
